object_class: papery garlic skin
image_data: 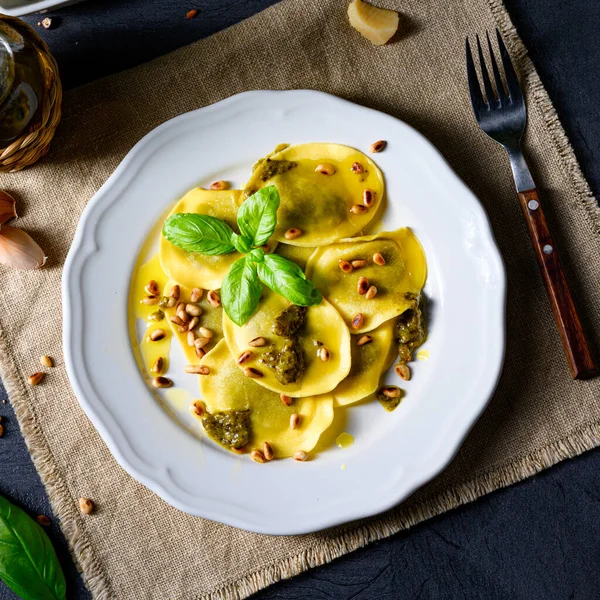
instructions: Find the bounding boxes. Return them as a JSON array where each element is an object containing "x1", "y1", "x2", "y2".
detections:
[
  {"x1": 0, "y1": 191, "x2": 17, "y2": 225},
  {"x1": 0, "y1": 225, "x2": 47, "y2": 270}
]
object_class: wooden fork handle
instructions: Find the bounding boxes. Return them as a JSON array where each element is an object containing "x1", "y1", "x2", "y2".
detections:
[{"x1": 518, "y1": 188, "x2": 597, "y2": 379}]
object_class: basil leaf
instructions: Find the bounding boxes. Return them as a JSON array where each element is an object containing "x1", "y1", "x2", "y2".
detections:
[
  {"x1": 221, "y1": 257, "x2": 263, "y2": 326},
  {"x1": 257, "y1": 254, "x2": 322, "y2": 306},
  {"x1": 162, "y1": 213, "x2": 235, "y2": 255},
  {"x1": 236, "y1": 186, "x2": 280, "y2": 247},
  {"x1": 247, "y1": 248, "x2": 264, "y2": 263},
  {"x1": 0, "y1": 495, "x2": 66, "y2": 600},
  {"x1": 231, "y1": 232, "x2": 252, "y2": 254}
]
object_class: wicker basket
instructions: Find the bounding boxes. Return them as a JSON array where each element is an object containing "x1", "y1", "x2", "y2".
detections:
[{"x1": 0, "y1": 15, "x2": 62, "y2": 173}]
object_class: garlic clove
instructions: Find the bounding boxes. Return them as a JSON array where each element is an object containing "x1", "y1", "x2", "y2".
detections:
[
  {"x1": 347, "y1": 0, "x2": 399, "y2": 46},
  {"x1": 0, "y1": 225, "x2": 47, "y2": 270},
  {"x1": 0, "y1": 191, "x2": 17, "y2": 225}
]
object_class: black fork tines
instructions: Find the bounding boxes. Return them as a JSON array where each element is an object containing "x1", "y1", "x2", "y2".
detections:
[{"x1": 466, "y1": 29, "x2": 523, "y2": 114}]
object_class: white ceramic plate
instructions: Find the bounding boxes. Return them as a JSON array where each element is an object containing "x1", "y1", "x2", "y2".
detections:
[{"x1": 63, "y1": 90, "x2": 505, "y2": 535}]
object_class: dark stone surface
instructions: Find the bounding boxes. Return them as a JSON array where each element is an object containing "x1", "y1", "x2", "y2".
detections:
[{"x1": 0, "y1": 0, "x2": 599, "y2": 598}]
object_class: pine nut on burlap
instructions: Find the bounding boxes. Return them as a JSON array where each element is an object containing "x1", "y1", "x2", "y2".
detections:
[{"x1": 1, "y1": 1, "x2": 599, "y2": 598}]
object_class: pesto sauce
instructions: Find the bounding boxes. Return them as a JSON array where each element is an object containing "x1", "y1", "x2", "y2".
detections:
[
  {"x1": 202, "y1": 409, "x2": 251, "y2": 450},
  {"x1": 261, "y1": 337, "x2": 306, "y2": 385},
  {"x1": 272, "y1": 305, "x2": 308, "y2": 337},
  {"x1": 377, "y1": 390, "x2": 404, "y2": 412},
  {"x1": 396, "y1": 295, "x2": 427, "y2": 364}
]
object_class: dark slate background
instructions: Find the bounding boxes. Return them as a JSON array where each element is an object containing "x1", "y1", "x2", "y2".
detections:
[{"x1": 1, "y1": 0, "x2": 599, "y2": 598}]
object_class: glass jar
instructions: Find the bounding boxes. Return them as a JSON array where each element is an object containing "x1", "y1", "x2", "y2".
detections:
[{"x1": 0, "y1": 20, "x2": 45, "y2": 146}]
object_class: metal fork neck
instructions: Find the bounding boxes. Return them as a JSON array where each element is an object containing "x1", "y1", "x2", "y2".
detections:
[{"x1": 506, "y1": 146, "x2": 535, "y2": 193}]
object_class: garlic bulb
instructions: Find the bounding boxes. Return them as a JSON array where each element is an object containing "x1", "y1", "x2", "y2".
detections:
[
  {"x1": 348, "y1": 0, "x2": 399, "y2": 46},
  {"x1": 0, "y1": 225, "x2": 47, "y2": 270},
  {"x1": 0, "y1": 191, "x2": 17, "y2": 225}
]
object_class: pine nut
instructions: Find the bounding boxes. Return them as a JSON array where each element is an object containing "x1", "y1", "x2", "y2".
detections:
[
  {"x1": 40, "y1": 355, "x2": 54, "y2": 368},
  {"x1": 145, "y1": 280, "x2": 159, "y2": 296},
  {"x1": 28, "y1": 372, "x2": 44, "y2": 386},
  {"x1": 395, "y1": 363, "x2": 411, "y2": 381},
  {"x1": 373, "y1": 252, "x2": 386, "y2": 266},
  {"x1": 263, "y1": 442, "x2": 274, "y2": 461},
  {"x1": 237, "y1": 350, "x2": 253, "y2": 364},
  {"x1": 350, "y1": 204, "x2": 368, "y2": 214},
  {"x1": 363, "y1": 189, "x2": 375, "y2": 207},
  {"x1": 170, "y1": 315, "x2": 184, "y2": 326},
  {"x1": 191, "y1": 400, "x2": 205, "y2": 416},
  {"x1": 152, "y1": 376, "x2": 172, "y2": 388},
  {"x1": 357, "y1": 334, "x2": 373, "y2": 346},
  {"x1": 195, "y1": 347, "x2": 206, "y2": 359},
  {"x1": 207, "y1": 290, "x2": 221, "y2": 307},
  {"x1": 78, "y1": 498, "x2": 95, "y2": 515},
  {"x1": 284, "y1": 228, "x2": 302, "y2": 240},
  {"x1": 351, "y1": 161, "x2": 363, "y2": 174},
  {"x1": 209, "y1": 180, "x2": 229, "y2": 190},
  {"x1": 357, "y1": 276, "x2": 369, "y2": 295},
  {"x1": 186, "y1": 304, "x2": 202, "y2": 317},
  {"x1": 199, "y1": 327, "x2": 214, "y2": 338},
  {"x1": 195, "y1": 336, "x2": 211, "y2": 349},
  {"x1": 187, "y1": 331, "x2": 196, "y2": 347},
  {"x1": 369, "y1": 140, "x2": 387, "y2": 153},
  {"x1": 293, "y1": 450, "x2": 309, "y2": 462},
  {"x1": 142, "y1": 295, "x2": 159, "y2": 305},
  {"x1": 177, "y1": 309, "x2": 190, "y2": 324},
  {"x1": 178, "y1": 325, "x2": 188, "y2": 334},
  {"x1": 244, "y1": 367, "x2": 263, "y2": 378},
  {"x1": 150, "y1": 329, "x2": 166, "y2": 342},
  {"x1": 280, "y1": 394, "x2": 293, "y2": 406},
  {"x1": 318, "y1": 347, "x2": 330, "y2": 362},
  {"x1": 351, "y1": 313, "x2": 364, "y2": 329},
  {"x1": 365, "y1": 285, "x2": 378, "y2": 300},
  {"x1": 191, "y1": 287, "x2": 203, "y2": 302},
  {"x1": 151, "y1": 357, "x2": 164, "y2": 374},
  {"x1": 169, "y1": 285, "x2": 180, "y2": 300},
  {"x1": 338, "y1": 259, "x2": 353, "y2": 273},
  {"x1": 351, "y1": 259, "x2": 367, "y2": 269},
  {"x1": 187, "y1": 316, "x2": 199, "y2": 331},
  {"x1": 185, "y1": 365, "x2": 210, "y2": 375},
  {"x1": 176, "y1": 302, "x2": 185, "y2": 312},
  {"x1": 380, "y1": 385, "x2": 400, "y2": 398},
  {"x1": 315, "y1": 163, "x2": 335, "y2": 175},
  {"x1": 290, "y1": 413, "x2": 301, "y2": 430},
  {"x1": 36, "y1": 515, "x2": 51, "y2": 527},
  {"x1": 250, "y1": 449, "x2": 266, "y2": 463},
  {"x1": 248, "y1": 336, "x2": 268, "y2": 347},
  {"x1": 158, "y1": 296, "x2": 176, "y2": 308}
]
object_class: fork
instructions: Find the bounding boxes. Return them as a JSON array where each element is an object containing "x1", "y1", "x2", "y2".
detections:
[{"x1": 466, "y1": 30, "x2": 597, "y2": 380}]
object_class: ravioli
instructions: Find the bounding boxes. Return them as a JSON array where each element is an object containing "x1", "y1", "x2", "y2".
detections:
[
  {"x1": 305, "y1": 228, "x2": 427, "y2": 333},
  {"x1": 162, "y1": 279, "x2": 223, "y2": 364},
  {"x1": 332, "y1": 319, "x2": 397, "y2": 407},
  {"x1": 275, "y1": 243, "x2": 316, "y2": 271},
  {"x1": 244, "y1": 143, "x2": 385, "y2": 247},
  {"x1": 159, "y1": 188, "x2": 277, "y2": 290},
  {"x1": 223, "y1": 289, "x2": 352, "y2": 397},
  {"x1": 199, "y1": 340, "x2": 334, "y2": 456}
]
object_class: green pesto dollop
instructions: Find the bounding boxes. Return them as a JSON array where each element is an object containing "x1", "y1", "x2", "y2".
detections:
[
  {"x1": 202, "y1": 409, "x2": 251, "y2": 450},
  {"x1": 272, "y1": 304, "x2": 308, "y2": 337},
  {"x1": 377, "y1": 388, "x2": 404, "y2": 412},
  {"x1": 396, "y1": 295, "x2": 427, "y2": 364},
  {"x1": 261, "y1": 337, "x2": 306, "y2": 385},
  {"x1": 253, "y1": 157, "x2": 298, "y2": 182}
]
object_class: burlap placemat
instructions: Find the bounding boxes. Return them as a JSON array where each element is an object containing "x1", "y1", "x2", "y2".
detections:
[{"x1": 1, "y1": 0, "x2": 599, "y2": 598}]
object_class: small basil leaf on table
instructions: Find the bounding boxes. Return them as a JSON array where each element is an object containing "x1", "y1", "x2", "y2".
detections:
[
  {"x1": 162, "y1": 213, "x2": 235, "y2": 255},
  {"x1": 231, "y1": 232, "x2": 253, "y2": 254},
  {"x1": 222, "y1": 257, "x2": 263, "y2": 326},
  {"x1": 0, "y1": 495, "x2": 66, "y2": 600},
  {"x1": 257, "y1": 254, "x2": 322, "y2": 306},
  {"x1": 236, "y1": 186, "x2": 280, "y2": 247}
]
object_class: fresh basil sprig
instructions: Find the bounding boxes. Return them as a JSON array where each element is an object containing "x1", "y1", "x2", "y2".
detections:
[
  {"x1": 0, "y1": 495, "x2": 66, "y2": 600},
  {"x1": 163, "y1": 185, "x2": 321, "y2": 325},
  {"x1": 162, "y1": 213, "x2": 235, "y2": 255}
]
